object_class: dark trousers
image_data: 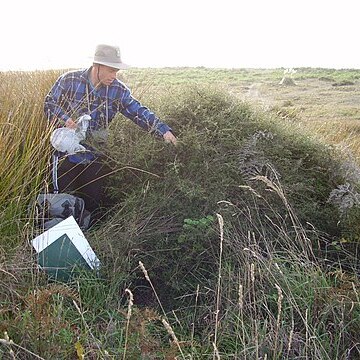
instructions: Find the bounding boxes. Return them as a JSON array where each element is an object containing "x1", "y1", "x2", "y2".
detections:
[{"x1": 55, "y1": 156, "x2": 114, "y2": 219}]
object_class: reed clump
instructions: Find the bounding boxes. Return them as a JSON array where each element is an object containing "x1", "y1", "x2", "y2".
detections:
[{"x1": 0, "y1": 70, "x2": 61, "y2": 244}]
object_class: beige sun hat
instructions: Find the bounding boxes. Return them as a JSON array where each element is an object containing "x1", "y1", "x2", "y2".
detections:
[{"x1": 93, "y1": 44, "x2": 129, "y2": 69}]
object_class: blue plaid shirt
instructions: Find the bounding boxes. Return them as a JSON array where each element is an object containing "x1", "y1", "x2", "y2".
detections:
[{"x1": 44, "y1": 67, "x2": 171, "y2": 136}]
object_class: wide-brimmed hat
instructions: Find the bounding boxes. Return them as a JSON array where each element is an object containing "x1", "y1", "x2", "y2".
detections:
[{"x1": 93, "y1": 44, "x2": 129, "y2": 70}]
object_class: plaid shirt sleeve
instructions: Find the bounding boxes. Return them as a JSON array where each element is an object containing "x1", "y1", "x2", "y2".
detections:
[
  {"x1": 116, "y1": 83, "x2": 172, "y2": 137},
  {"x1": 44, "y1": 74, "x2": 72, "y2": 124}
]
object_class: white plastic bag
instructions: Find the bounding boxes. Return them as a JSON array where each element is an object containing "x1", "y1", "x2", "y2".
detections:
[
  {"x1": 76, "y1": 114, "x2": 91, "y2": 141},
  {"x1": 50, "y1": 115, "x2": 91, "y2": 154}
]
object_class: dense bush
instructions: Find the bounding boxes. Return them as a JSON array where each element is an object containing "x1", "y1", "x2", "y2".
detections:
[
  {"x1": 75, "y1": 84, "x2": 360, "y2": 358},
  {"x1": 94, "y1": 85, "x2": 359, "y2": 305}
]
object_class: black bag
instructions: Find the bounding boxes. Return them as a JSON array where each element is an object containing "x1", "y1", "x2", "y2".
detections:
[
  {"x1": 35, "y1": 192, "x2": 91, "y2": 230},
  {"x1": 34, "y1": 154, "x2": 91, "y2": 231}
]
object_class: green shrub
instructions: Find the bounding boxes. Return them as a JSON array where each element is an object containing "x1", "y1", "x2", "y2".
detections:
[{"x1": 97, "y1": 85, "x2": 360, "y2": 307}]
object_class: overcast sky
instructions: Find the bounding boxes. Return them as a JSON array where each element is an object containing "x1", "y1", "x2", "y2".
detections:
[{"x1": 1, "y1": 0, "x2": 358, "y2": 70}]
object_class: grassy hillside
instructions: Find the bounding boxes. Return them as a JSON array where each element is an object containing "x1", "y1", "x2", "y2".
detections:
[{"x1": 1, "y1": 68, "x2": 360, "y2": 359}]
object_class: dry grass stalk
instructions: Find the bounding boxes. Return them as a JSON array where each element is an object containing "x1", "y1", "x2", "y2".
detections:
[
  {"x1": 275, "y1": 284, "x2": 283, "y2": 330},
  {"x1": 138, "y1": 261, "x2": 187, "y2": 357},
  {"x1": 250, "y1": 263, "x2": 255, "y2": 284},
  {"x1": 273, "y1": 283, "x2": 284, "y2": 357},
  {"x1": 73, "y1": 300, "x2": 105, "y2": 357},
  {"x1": 352, "y1": 282, "x2": 359, "y2": 303},
  {"x1": 138, "y1": 261, "x2": 167, "y2": 318},
  {"x1": 161, "y1": 318, "x2": 185, "y2": 359},
  {"x1": 138, "y1": 261, "x2": 188, "y2": 358},
  {"x1": 249, "y1": 262, "x2": 259, "y2": 358},
  {"x1": 287, "y1": 317, "x2": 295, "y2": 358},
  {"x1": 238, "y1": 283, "x2": 243, "y2": 311},
  {"x1": 191, "y1": 284, "x2": 200, "y2": 349},
  {"x1": 253, "y1": 174, "x2": 314, "y2": 259},
  {"x1": 305, "y1": 308, "x2": 309, "y2": 359},
  {"x1": 213, "y1": 213, "x2": 224, "y2": 360},
  {"x1": 212, "y1": 341, "x2": 221, "y2": 359},
  {"x1": 238, "y1": 277, "x2": 246, "y2": 349},
  {"x1": 0, "y1": 331, "x2": 45, "y2": 359},
  {"x1": 123, "y1": 288, "x2": 134, "y2": 360}
]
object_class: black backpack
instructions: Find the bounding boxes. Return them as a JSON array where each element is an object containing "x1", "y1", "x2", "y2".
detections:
[
  {"x1": 35, "y1": 192, "x2": 91, "y2": 230},
  {"x1": 34, "y1": 154, "x2": 91, "y2": 231}
]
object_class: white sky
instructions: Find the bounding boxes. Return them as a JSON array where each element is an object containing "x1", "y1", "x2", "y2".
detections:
[{"x1": 1, "y1": 0, "x2": 359, "y2": 71}]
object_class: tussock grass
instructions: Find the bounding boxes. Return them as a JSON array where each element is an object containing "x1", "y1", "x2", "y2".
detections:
[{"x1": 0, "y1": 70, "x2": 60, "y2": 244}]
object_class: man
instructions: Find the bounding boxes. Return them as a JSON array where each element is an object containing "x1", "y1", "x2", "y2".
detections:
[{"x1": 44, "y1": 44, "x2": 177, "y2": 220}]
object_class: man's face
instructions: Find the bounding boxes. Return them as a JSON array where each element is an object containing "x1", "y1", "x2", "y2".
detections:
[{"x1": 97, "y1": 65, "x2": 119, "y2": 86}]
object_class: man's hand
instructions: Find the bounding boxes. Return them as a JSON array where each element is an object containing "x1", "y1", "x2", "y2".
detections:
[
  {"x1": 163, "y1": 131, "x2": 177, "y2": 145},
  {"x1": 65, "y1": 118, "x2": 77, "y2": 129}
]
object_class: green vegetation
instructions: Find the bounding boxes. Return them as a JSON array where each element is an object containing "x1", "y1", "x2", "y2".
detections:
[{"x1": 1, "y1": 67, "x2": 360, "y2": 359}]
